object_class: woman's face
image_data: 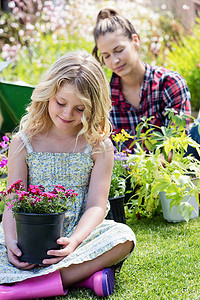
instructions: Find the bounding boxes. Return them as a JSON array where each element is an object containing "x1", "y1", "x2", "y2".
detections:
[{"x1": 97, "y1": 29, "x2": 140, "y2": 78}]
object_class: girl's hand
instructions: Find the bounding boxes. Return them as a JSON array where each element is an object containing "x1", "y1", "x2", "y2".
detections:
[
  {"x1": 6, "y1": 239, "x2": 35, "y2": 270},
  {"x1": 42, "y1": 236, "x2": 80, "y2": 265}
]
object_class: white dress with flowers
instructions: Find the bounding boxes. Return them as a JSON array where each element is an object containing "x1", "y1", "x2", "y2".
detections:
[{"x1": 0, "y1": 132, "x2": 135, "y2": 284}]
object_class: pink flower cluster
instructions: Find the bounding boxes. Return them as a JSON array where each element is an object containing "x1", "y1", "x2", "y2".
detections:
[
  {"x1": 0, "y1": 157, "x2": 8, "y2": 169},
  {"x1": 0, "y1": 135, "x2": 10, "y2": 170},
  {"x1": 0, "y1": 135, "x2": 9, "y2": 149},
  {"x1": 0, "y1": 180, "x2": 78, "y2": 214}
]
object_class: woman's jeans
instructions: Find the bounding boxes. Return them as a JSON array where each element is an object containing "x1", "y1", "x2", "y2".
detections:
[{"x1": 186, "y1": 118, "x2": 200, "y2": 160}]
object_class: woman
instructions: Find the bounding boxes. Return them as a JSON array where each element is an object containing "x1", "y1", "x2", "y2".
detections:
[{"x1": 92, "y1": 8, "x2": 192, "y2": 151}]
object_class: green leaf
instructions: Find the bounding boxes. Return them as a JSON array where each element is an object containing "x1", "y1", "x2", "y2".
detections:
[
  {"x1": 151, "y1": 178, "x2": 171, "y2": 194},
  {"x1": 181, "y1": 202, "x2": 193, "y2": 222},
  {"x1": 144, "y1": 140, "x2": 153, "y2": 151},
  {"x1": 178, "y1": 175, "x2": 190, "y2": 187}
]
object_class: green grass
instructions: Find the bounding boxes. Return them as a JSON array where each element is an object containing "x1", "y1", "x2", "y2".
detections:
[
  {"x1": 1, "y1": 174, "x2": 199, "y2": 298},
  {"x1": 56, "y1": 215, "x2": 200, "y2": 300}
]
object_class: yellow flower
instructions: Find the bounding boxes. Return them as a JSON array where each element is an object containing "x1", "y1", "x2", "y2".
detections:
[{"x1": 112, "y1": 130, "x2": 134, "y2": 143}]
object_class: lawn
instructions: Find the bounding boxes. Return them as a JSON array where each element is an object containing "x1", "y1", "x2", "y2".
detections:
[{"x1": 56, "y1": 215, "x2": 200, "y2": 300}]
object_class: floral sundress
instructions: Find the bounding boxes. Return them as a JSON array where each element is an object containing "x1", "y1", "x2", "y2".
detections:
[{"x1": 0, "y1": 132, "x2": 136, "y2": 283}]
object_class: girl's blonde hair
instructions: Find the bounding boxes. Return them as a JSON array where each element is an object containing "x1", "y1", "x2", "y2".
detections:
[
  {"x1": 19, "y1": 50, "x2": 112, "y2": 147},
  {"x1": 92, "y1": 8, "x2": 139, "y2": 64}
]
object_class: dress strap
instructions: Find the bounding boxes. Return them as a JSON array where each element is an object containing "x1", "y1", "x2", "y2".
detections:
[
  {"x1": 83, "y1": 144, "x2": 93, "y2": 154},
  {"x1": 19, "y1": 132, "x2": 34, "y2": 154}
]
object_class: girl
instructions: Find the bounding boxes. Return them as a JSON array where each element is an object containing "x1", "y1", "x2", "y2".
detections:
[
  {"x1": 92, "y1": 8, "x2": 192, "y2": 151},
  {"x1": 0, "y1": 51, "x2": 135, "y2": 299}
]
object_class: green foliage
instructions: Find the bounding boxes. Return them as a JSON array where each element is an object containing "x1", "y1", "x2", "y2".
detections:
[
  {"x1": 0, "y1": 0, "x2": 187, "y2": 85},
  {"x1": 1, "y1": 34, "x2": 93, "y2": 85},
  {"x1": 127, "y1": 110, "x2": 200, "y2": 221},
  {"x1": 144, "y1": 11, "x2": 185, "y2": 64},
  {"x1": 0, "y1": 178, "x2": 6, "y2": 214},
  {"x1": 109, "y1": 130, "x2": 134, "y2": 199},
  {"x1": 109, "y1": 174, "x2": 126, "y2": 199},
  {"x1": 164, "y1": 20, "x2": 200, "y2": 110},
  {"x1": 0, "y1": 200, "x2": 4, "y2": 214}
]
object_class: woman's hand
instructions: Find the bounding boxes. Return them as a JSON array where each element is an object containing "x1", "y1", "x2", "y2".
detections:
[
  {"x1": 6, "y1": 239, "x2": 35, "y2": 270},
  {"x1": 42, "y1": 236, "x2": 80, "y2": 265}
]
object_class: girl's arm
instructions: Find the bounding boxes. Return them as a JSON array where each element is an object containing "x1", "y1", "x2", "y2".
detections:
[
  {"x1": 3, "y1": 136, "x2": 35, "y2": 269},
  {"x1": 43, "y1": 138, "x2": 114, "y2": 264},
  {"x1": 70, "y1": 138, "x2": 114, "y2": 241}
]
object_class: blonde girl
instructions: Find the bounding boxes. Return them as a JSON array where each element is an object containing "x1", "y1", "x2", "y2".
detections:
[{"x1": 0, "y1": 51, "x2": 135, "y2": 299}]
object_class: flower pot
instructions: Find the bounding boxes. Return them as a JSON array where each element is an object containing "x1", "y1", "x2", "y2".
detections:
[
  {"x1": 159, "y1": 191, "x2": 199, "y2": 223},
  {"x1": 124, "y1": 177, "x2": 134, "y2": 207},
  {"x1": 0, "y1": 173, "x2": 7, "y2": 180},
  {"x1": 15, "y1": 211, "x2": 65, "y2": 264},
  {"x1": 106, "y1": 195, "x2": 126, "y2": 224}
]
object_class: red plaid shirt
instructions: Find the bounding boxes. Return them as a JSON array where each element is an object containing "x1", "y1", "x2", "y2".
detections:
[{"x1": 110, "y1": 62, "x2": 191, "y2": 151}]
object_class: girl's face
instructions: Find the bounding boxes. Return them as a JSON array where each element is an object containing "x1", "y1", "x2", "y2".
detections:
[
  {"x1": 48, "y1": 83, "x2": 85, "y2": 133},
  {"x1": 97, "y1": 29, "x2": 140, "y2": 78}
]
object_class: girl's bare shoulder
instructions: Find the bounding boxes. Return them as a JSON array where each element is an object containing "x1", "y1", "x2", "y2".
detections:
[
  {"x1": 103, "y1": 137, "x2": 114, "y2": 152},
  {"x1": 9, "y1": 134, "x2": 23, "y2": 148},
  {"x1": 92, "y1": 138, "x2": 114, "y2": 160},
  {"x1": 8, "y1": 133, "x2": 27, "y2": 158}
]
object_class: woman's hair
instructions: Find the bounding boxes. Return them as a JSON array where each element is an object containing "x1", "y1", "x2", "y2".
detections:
[
  {"x1": 19, "y1": 50, "x2": 112, "y2": 147},
  {"x1": 92, "y1": 8, "x2": 139, "y2": 64}
]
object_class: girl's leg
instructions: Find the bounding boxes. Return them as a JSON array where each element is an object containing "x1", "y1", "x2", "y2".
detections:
[
  {"x1": 61, "y1": 240, "x2": 134, "y2": 286},
  {"x1": 0, "y1": 240, "x2": 134, "y2": 299}
]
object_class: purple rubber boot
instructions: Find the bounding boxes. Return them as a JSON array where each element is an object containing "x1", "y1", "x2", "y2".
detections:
[{"x1": 74, "y1": 268, "x2": 115, "y2": 297}]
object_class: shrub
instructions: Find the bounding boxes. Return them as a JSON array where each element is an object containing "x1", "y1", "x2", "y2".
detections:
[
  {"x1": 0, "y1": 0, "x2": 186, "y2": 84},
  {"x1": 1, "y1": 33, "x2": 93, "y2": 85},
  {"x1": 164, "y1": 19, "x2": 200, "y2": 111}
]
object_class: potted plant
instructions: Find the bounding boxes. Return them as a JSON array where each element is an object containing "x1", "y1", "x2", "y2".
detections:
[
  {"x1": 127, "y1": 109, "x2": 200, "y2": 222},
  {"x1": 107, "y1": 156, "x2": 126, "y2": 224},
  {"x1": 106, "y1": 130, "x2": 134, "y2": 224},
  {"x1": 0, "y1": 180, "x2": 77, "y2": 264}
]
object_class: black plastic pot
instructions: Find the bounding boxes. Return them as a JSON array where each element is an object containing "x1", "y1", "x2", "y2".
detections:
[
  {"x1": 124, "y1": 177, "x2": 134, "y2": 207},
  {"x1": 0, "y1": 173, "x2": 7, "y2": 180},
  {"x1": 106, "y1": 195, "x2": 126, "y2": 224},
  {"x1": 15, "y1": 211, "x2": 65, "y2": 264}
]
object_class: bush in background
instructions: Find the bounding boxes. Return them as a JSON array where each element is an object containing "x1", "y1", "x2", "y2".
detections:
[
  {"x1": 163, "y1": 19, "x2": 200, "y2": 111},
  {"x1": 0, "y1": 0, "x2": 186, "y2": 84}
]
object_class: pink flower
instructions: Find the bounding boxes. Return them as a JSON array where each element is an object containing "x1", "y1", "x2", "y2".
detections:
[
  {"x1": 18, "y1": 191, "x2": 29, "y2": 200},
  {"x1": 6, "y1": 186, "x2": 15, "y2": 194},
  {"x1": 0, "y1": 156, "x2": 8, "y2": 168},
  {"x1": 28, "y1": 185, "x2": 42, "y2": 195},
  {"x1": 0, "y1": 141, "x2": 7, "y2": 149},
  {"x1": 3, "y1": 135, "x2": 9, "y2": 143},
  {"x1": 2, "y1": 180, "x2": 78, "y2": 214},
  {"x1": 7, "y1": 202, "x2": 13, "y2": 209},
  {"x1": 53, "y1": 185, "x2": 66, "y2": 193},
  {"x1": 42, "y1": 192, "x2": 56, "y2": 199},
  {"x1": 6, "y1": 180, "x2": 24, "y2": 194},
  {"x1": 38, "y1": 185, "x2": 45, "y2": 192}
]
